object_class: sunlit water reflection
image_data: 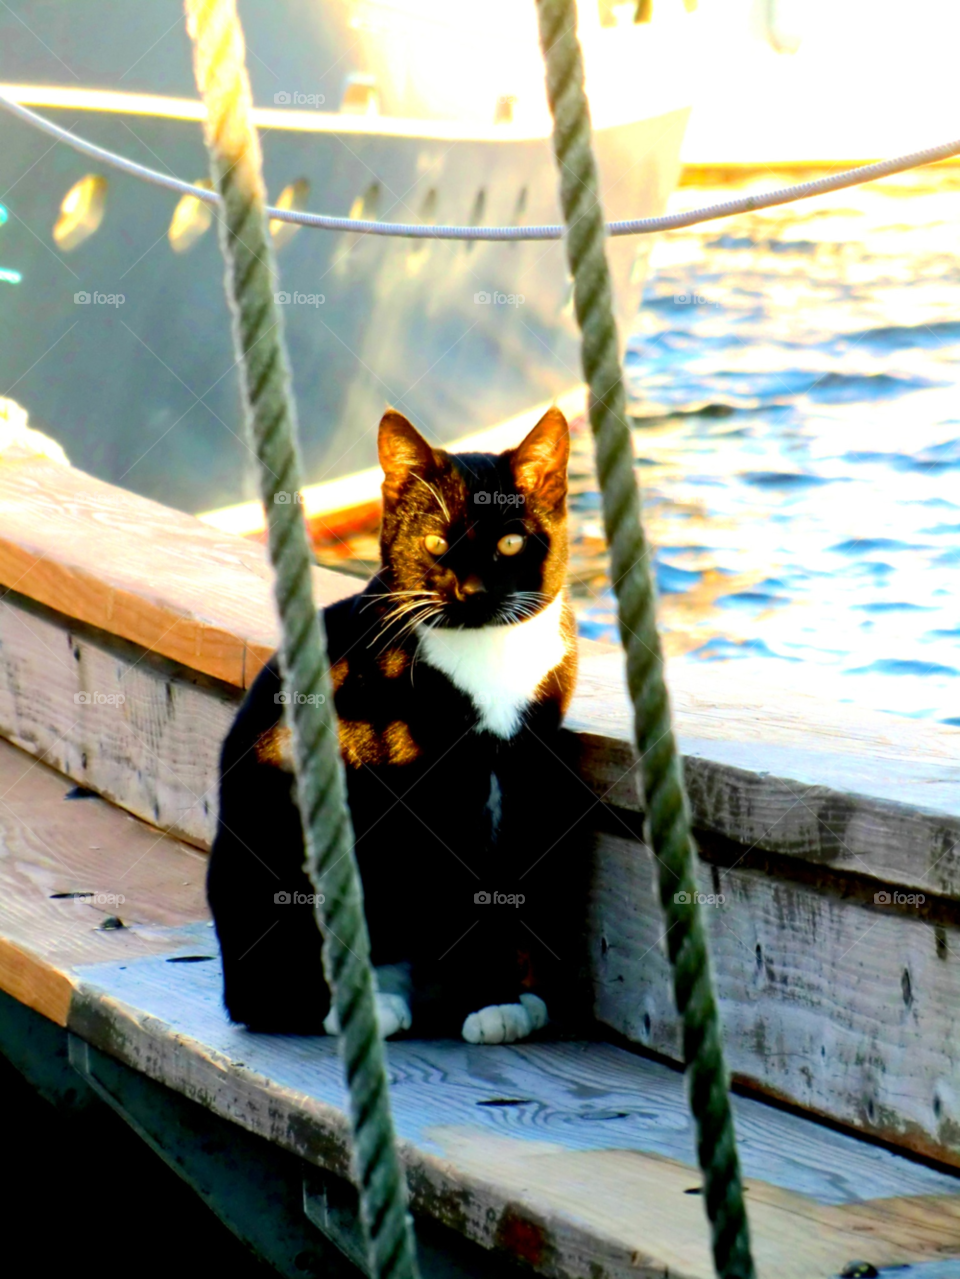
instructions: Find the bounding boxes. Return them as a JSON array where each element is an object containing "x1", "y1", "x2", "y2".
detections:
[{"x1": 570, "y1": 170, "x2": 960, "y2": 725}]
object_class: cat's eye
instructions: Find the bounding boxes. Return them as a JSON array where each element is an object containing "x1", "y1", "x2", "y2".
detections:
[
  {"x1": 497, "y1": 533, "x2": 526, "y2": 557},
  {"x1": 423, "y1": 534, "x2": 448, "y2": 556}
]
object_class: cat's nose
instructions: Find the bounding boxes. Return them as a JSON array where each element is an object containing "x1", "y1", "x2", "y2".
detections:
[{"x1": 459, "y1": 575, "x2": 487, "y2": 597}]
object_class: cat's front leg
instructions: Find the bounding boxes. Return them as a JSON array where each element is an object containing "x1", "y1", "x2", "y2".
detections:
[
  {"x1": 323, "y1": 963, "x2": 413, "y2": 1040},
  {"x1": 461, "y1": 992, "x2": 548, "y2": 1045}
]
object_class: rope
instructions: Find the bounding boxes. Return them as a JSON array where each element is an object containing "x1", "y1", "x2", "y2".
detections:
[
  {"x1": 534, "y1": 3, "x2": 754, "y2": 1277},
  {"x1": 2, "y1": 89, "x2": 959, "y2": 241},
  {"x1": 182, "y1": 3, "x2": 418, "y2": 1277}
]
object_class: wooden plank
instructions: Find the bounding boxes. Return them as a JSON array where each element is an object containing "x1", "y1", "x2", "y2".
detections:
[
  {"x1": 3, "y1": 586, "x2": 958, "y2": 1167},
  {"x1": 67, "y1": 948, "x2": 960, "y2": 1202},
  {"x1": 0, "y1": 733, "x2": 210, "y2": 1023},
  {"x1": 589, "y1": 828, "x2": 960, "y2": 1167},
  {"x1": 64, "y1": 949, "x2": 960, "y2": 1279},
  {"x1": 0, "y1": 714, "x2": 956, "y2": 1275},
  {"x1": 0, "y1": 591, "x2": 237, "y2": 846},
  {"x1": 572, "y1": 649, "x2": 960, "y2": 898},
  {"x1": 0, "y1": 457, "x2": 354, "y2": 688}
]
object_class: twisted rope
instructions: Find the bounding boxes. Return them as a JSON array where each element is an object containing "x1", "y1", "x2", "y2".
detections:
[
  {"x1": 183, "y1": 3, "x2": 418, "y2": 1276},
  {"x1": 534, "y1": 3, "x2": 755, "y2": 1277},
  {"x1": 3, "y1": 90, "x2": 959, "y2": 240}
]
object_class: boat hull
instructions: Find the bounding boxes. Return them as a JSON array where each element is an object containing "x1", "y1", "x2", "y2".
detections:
[{"x1": 0, "y1": 105, "x2": 687, "y2": 510}]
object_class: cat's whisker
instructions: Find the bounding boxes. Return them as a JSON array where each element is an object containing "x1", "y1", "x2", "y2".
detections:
[
  {"x1": 372, "y1": 600, "x2": 443, "y2": 652},
  {"x1": 393, "y1": 606, "x2": 443, "y2": 646},
  {"x1": 360, "y1": 589, "x2": 437, "y2": 614},
  {"x1": 368, "y1": 608, "x2": 432, "y2": 650},
  {"x1": 378, "y1": 593, "x2": 441, "y2": 620},
  {"x1": 377, "y1": 617, "x2": 436, "y2": 657}
]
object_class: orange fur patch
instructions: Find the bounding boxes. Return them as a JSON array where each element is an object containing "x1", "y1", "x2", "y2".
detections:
[
  {"x1": 338, "y1": 718, "x2": 422, "y2": 768},
  {"x1": 255, "y1": 723, "x2": 294, "y2": 771},
  {"x1": 378, "y1": 648, "x2": 408, "y2": 679}
]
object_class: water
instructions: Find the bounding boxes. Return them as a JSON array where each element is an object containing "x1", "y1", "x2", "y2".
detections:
[{"x1": 569, "y1": 168, "x2": 960, "y2": 726}]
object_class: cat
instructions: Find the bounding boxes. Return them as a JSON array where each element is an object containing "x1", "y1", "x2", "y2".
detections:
[{"x1": 207, "y1": 406, "x2": 592, "y2": 1043}]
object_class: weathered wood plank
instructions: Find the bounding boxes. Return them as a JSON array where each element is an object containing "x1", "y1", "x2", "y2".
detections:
[
  {"x1": 0, "y1": 733, "x2": 211, "y2": 1023},
  {"x1": 0, "y1": 457, "x2": 354, "y2": 687},
  {"x1": 589, "y1": 827, "x2": 960, "y2": 1167},
  {"x1": 2, "y1": 595, "x2": 957, "y2": 1170},
  {"x1": 67, "y1": 944, "x2": 960, "y2": 1202},
  {"x1": 0, "y1": 591, "x2": 236, "y2": 846},
  {"x1": 0, "y1": 712, "x2": 958, "y2": 1276},
  {"x1": 572, "y1": 649, "x2": 960, "y2": 898},
  {"x1": 64, "y1": 948, "x2": 960, "y2": 1279}
]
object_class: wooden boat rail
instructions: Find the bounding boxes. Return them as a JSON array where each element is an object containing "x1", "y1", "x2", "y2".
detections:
[{"x1": 0, "y1": 452, "x2": 959, "y2": 1277}]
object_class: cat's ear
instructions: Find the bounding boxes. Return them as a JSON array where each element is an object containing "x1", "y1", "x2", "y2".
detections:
[
  {"x1": 511, "y1": 407, "x2": 569, "y2": 507},
  {"x1": 379, "y1": 410, "x2": 435, "y2": 501}
]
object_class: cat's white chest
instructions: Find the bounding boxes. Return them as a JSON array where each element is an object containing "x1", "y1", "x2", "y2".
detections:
[{"x1": 416, "y1": 593, "x2": 567, "y2": 739}]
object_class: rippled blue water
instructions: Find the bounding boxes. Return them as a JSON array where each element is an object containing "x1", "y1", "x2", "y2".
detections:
[{"x1": 570, "y1": 170, "x2": 960, "y2": 724}]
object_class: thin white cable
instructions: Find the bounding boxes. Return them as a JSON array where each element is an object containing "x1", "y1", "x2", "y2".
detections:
[{"x1": 3, "y1": 92, "x2": 959, "y2": 240}]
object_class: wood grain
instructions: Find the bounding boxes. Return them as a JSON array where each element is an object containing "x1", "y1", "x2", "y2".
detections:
[
  {"x1": 0, "y1": 717, "x2": 955, "y2": 1278},
  {"x1": 0, "y1": 593, "x2": 236, "y2": 846},
  {"x1": 0, "y1": 457, "x2": 355, "y2": 688},
  {"x1": 64, "y1": 949, "x2": 960, "y2": 1279},
  {"x1": 572, "y1": 649, "x2": 960, "y2": 898},
  {"x1": 0, "y1": 732, "x2": 211, "y2": 1023},
  {"x1": 589, "y1": 828, "x2": 960, "y2": 1167}
]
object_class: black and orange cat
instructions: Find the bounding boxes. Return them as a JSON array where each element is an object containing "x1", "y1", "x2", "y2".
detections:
[{"x1": 207, "y1": 407, "x2": 591, "y2": 1042}]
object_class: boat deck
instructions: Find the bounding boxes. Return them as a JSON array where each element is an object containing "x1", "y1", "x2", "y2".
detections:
[{"x1": 1, "y1": 447, "x2": 959, "y2": 1277}]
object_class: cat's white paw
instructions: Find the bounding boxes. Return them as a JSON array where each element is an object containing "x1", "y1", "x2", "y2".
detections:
[
  {"x1": 461, "y1": 994, "x2": 548, "y2": 1045},
  {"x1": 375, "y1": 992, "x2": 413, "y2": 1039},
  {"x1": 323, "y1": 992, "x2": 412, "y2": 1040},
  {"x1": 520, "y1": 993, "x2": 549, "y2": 1031}
]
